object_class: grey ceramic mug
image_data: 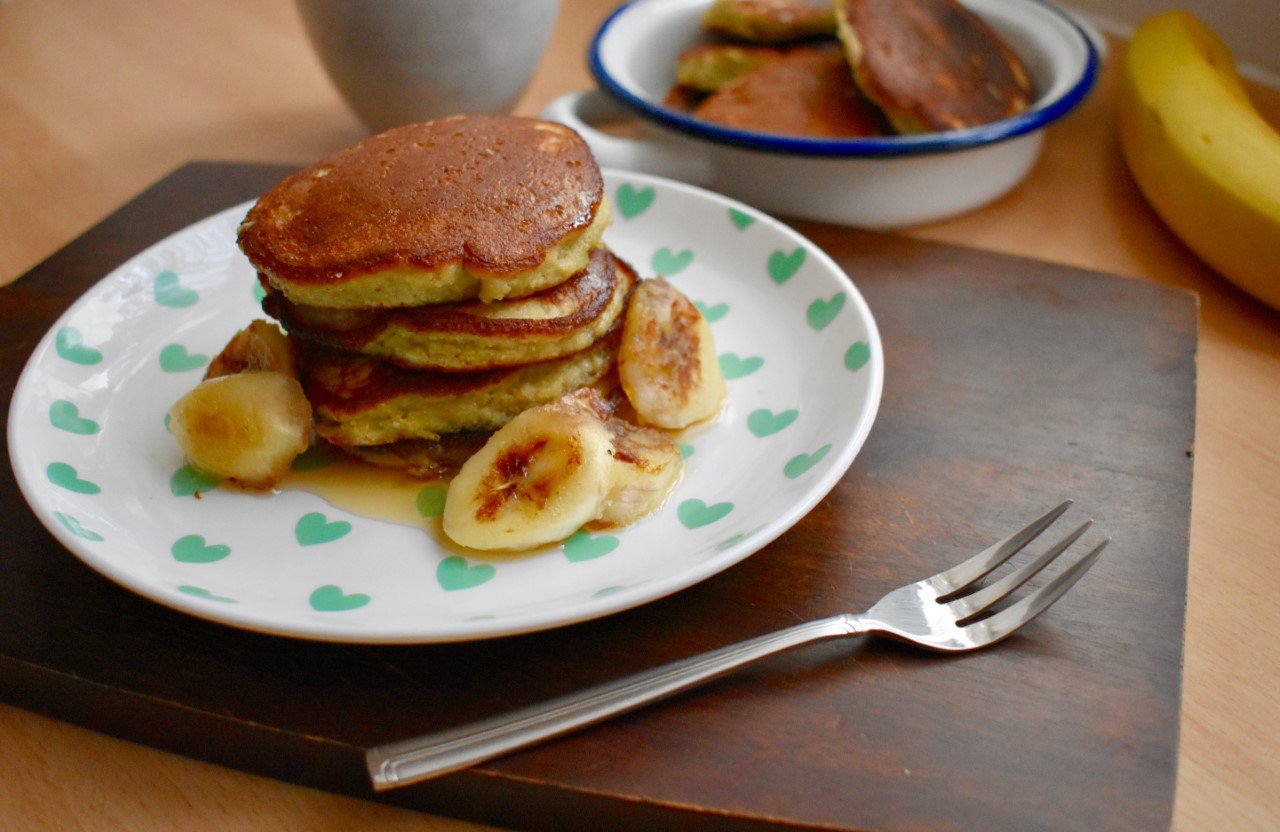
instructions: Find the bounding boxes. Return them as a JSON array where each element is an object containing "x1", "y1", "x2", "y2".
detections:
[{"x1": 296, "y1": 0, "x2": 561, "y2": 132}]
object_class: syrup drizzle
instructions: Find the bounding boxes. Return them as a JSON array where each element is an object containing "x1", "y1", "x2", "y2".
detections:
[{"x1": 276, "y1": 451, "x2": 444, "y2": 529}]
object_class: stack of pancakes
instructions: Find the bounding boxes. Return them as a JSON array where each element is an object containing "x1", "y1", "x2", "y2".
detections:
[{"x1": 237, "y1": 115, "x2": 631, "y2": 476}]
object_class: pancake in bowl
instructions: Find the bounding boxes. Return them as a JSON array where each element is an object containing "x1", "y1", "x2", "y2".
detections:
[
  {"x1": 675, "y1": 43, "x2": 787, "y2": 92},
  {"x1": 702, "y1": 0, "x2": 836, "y2": 43},
  {"x1": 264, "y1": 248, "x2": 637, "y2": 372},
  {"x1": 299, "y1": 327, "x2": 621, "y2": 447},
  {"x1": 237, "y1": 115, "x2": 611, "y2": 308},
  {"x1": 834, "y1": 0, "x2": 1033, "y2": 132},
  {"x1": 694, "y1": 46, "x2": 890, "y2": 138}
]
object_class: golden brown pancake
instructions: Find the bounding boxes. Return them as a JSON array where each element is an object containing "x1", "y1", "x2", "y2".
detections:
[
  {"x1": 702, "y1": 0, "x2": 836, "y2": 43},
  {"x1": 341, "y1": 434, "x2": 490, "y2": 479},
  {"x1": 338, "y1": 376, "x2": 628, "y2": 477},
  {"x1": 237, "y1": 115, "x2": 609, "y2": 308},
  {"x1": 265, "y1": 249, "x2": 636, "y2": 372},
  {"x1": 834, "y1": 0, "x2": 1033, "y2": 132},
  {"x1": 693, "y1": 47, "x2": 890, "y2": 137},
  {"x1": 675, "y1": 43, "x2": 787, "y2": 92},
  {"x1": 299, "y1": 327, "x2": 621, "y2": 447}
]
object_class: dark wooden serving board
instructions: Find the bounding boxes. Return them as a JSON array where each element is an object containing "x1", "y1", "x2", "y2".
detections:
[{"x1": 0, "y1": 163, "x2": 1193, "y2": 832}]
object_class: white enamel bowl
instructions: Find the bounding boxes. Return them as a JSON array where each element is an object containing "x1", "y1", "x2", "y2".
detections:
[{"x1": 543, "y1": 0, "x2": 1102, "y2": 228}]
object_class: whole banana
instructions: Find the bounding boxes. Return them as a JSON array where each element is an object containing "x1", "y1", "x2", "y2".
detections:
[{"x1": 1117, "y1": 12, "x2": 1280, "y2": 311}]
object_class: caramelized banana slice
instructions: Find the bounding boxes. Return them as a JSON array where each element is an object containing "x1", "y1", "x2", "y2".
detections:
[
  {"x1": 205, "y1": 320, "x2": 296, "y2": 379},
  {"x1": 169, "y1": 371, "x2": 312, "y2": 489},
  {"x1": 599, "y1": 417, "x2": 683, "y2": 526},
  {"x1": 442, "y1": 399, "x2": 615, "y2": 551},
  {"x1": 618, "y1": 278, "x2": 727, "y2": 429},
  {"x1": 561, "y1": 388, "x2": 684, "y2": 526}
]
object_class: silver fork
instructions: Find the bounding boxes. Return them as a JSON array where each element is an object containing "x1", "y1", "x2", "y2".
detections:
[{"x1": 367, "y1": 500, "x2": 1107, "y2": 791}]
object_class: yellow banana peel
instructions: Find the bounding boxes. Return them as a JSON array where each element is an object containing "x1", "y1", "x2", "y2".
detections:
[{"x1": 1118, "y1": 11, "x2": 1280, "y2": 311}]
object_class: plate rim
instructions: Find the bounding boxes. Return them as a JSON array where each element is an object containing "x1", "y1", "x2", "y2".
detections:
[{"x1": 7, "y1": 168, "x2": 884, "y2": 644}]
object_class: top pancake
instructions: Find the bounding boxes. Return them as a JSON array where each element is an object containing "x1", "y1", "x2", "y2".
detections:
[
  {"x1": 237, "y1": 115, "x2": 609, "y2": 308},
  {"x1": 834, "y1": 0, "x2": 1033, "y2": 133}
]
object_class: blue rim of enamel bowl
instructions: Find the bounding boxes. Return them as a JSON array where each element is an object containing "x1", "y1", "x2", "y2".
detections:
[{"x1": 588, "y1": 0, "x2": 1100, "y2": 158}]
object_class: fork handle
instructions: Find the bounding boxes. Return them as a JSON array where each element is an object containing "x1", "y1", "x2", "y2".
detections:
[{"x1": 366, "y1": 614, "x2": 864, "y2": 790}]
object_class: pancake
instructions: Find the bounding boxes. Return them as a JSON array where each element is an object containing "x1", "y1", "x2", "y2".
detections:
[
  {"x1": 675, "y1": 43, "x2": 786, "y2": 92},
  {"x1": 237, "y1": 115, "x2": 610, "y2": 308},
  {"x1": 694, "y1": 46, "x2": 890, "y2": 138},
  {"x1": 342, "y1": 434, "x2": 490, "y2": 479},
  {"x1": 834, "y1": 0, "x2": 1033, "y2": 132},
  {"x1": 702, "y1": 0, "x2": 836, "y2": 43},
  {"x1": 336, "y1": 376, "x2": 627, "y2": 477},
  {"x1": 265, "y1": 249, "x2": 636, "y2": 372},
  {"x1": 300, "y1": 327, "x2": 621, "y2": 446}
]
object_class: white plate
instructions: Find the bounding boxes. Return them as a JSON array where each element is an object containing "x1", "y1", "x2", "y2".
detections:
[{"x1": 8, "y1": 171, "x2": 883, "y2": 643}]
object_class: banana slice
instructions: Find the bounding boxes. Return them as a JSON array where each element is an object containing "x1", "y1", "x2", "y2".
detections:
[
  {"x1": 599, "y1": 417, "x2": 683, "y2": 526},
  {"x1": 169, "y1": 371, "x2": 313, "y2": 489},
  {"x1": 442, "y1": 399, "x2": 616, "y2": 551},
  {"x1": 618, "y1": 277, "x2": 727, "y2": 429},
  {"x1": 560, "y1": 387, "x2": 684, "y2": 526},
  {"x1": 205, "y1": 320, "x2": 296, "y2": 380}
]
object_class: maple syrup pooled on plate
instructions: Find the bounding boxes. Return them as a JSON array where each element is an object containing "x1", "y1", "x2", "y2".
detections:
[
  {"x1": 265, "y1": 445, "x2": 564, "y2": 558},
  {"x1": 276, "y1": 446, "x2": 444, "y2": 529}
]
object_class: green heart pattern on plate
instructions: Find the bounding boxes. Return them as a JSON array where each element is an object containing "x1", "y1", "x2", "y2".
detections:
[
  {"x1": 171, "y1": 534, "x2": 231, "y2": 564},
  {"x1": 49, "y1": 400, "x2": 100, "y2": 435},
  {"x1": 678, "y1": 499, "x2": 734, "y2": 529},
  {"x1": 416, "y1": 484, "x2": 448, "y2": 518},
  {"x1": 437, "y1": 556, "x2": 497, "y2": 591},
  {"x1": 845, "y1": 341, "x2": 872, "y2": 372},
  {"x1": 295, "y1": 512, "x2": 352, "y2": 546},
  {"x1": 55, "y1": 327, "x2": 103, "y2": 365},
  {"x1": 768, "y1": 247, "x2": 805, "y2": 284},
  {"x1": 179, "y1": 585, "x2": 238, "y2": 603},
  {"x1": 696, "y1": 300, "x2": 729, "y2": 322},
  {"x1": 785, "y1": 444, "x2": 832, "y2": 479},
  {"x1": 54, "y1": 511, "x2": 103, "y2": 541},
  {"x1": 616, "y1": 183, "x2": 655, "y2": 219},
  {"x1": 159, "y1": 344, "x2": 207, "y2": 373},
  {"x1": 807, "y1": 293, "x2": 846, "y2": 332},
  {"x1": 170, "y1": 464, "x2": 222, "y2": 497},
  {"x1": 651, "y1": 246, "x2": 693, "y2": 276},
  {"x1": 153, "y1": 270, "x2": 200, "y2": 308},
  {"x1": 309, "y1": 584, "x2": 371, "y2": 612},
  {"x1": 563, "y1": 529, "x2": 620, "y2": 562},
  {"x1": 14, "y1": 174, "x2": 880, "y2": 641},
  {"x1": 747, "y1": 408, "x2": 799, "y2": 438},
  {"x1": 719, "y1": 352, "x2": 764, "y2": 380},
  {"x1": 47, "y1": 462, "x2": 100, "y2": 494}
]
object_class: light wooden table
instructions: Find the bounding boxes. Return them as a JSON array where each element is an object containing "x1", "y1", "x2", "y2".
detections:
[{"x1": 2, "y1": 1, "x2": 1277, "y2": 830}]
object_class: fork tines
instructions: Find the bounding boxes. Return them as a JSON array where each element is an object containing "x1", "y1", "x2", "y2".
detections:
[{"x1": 933, "y1": 500, "x2": 1109, "y2": 633}]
